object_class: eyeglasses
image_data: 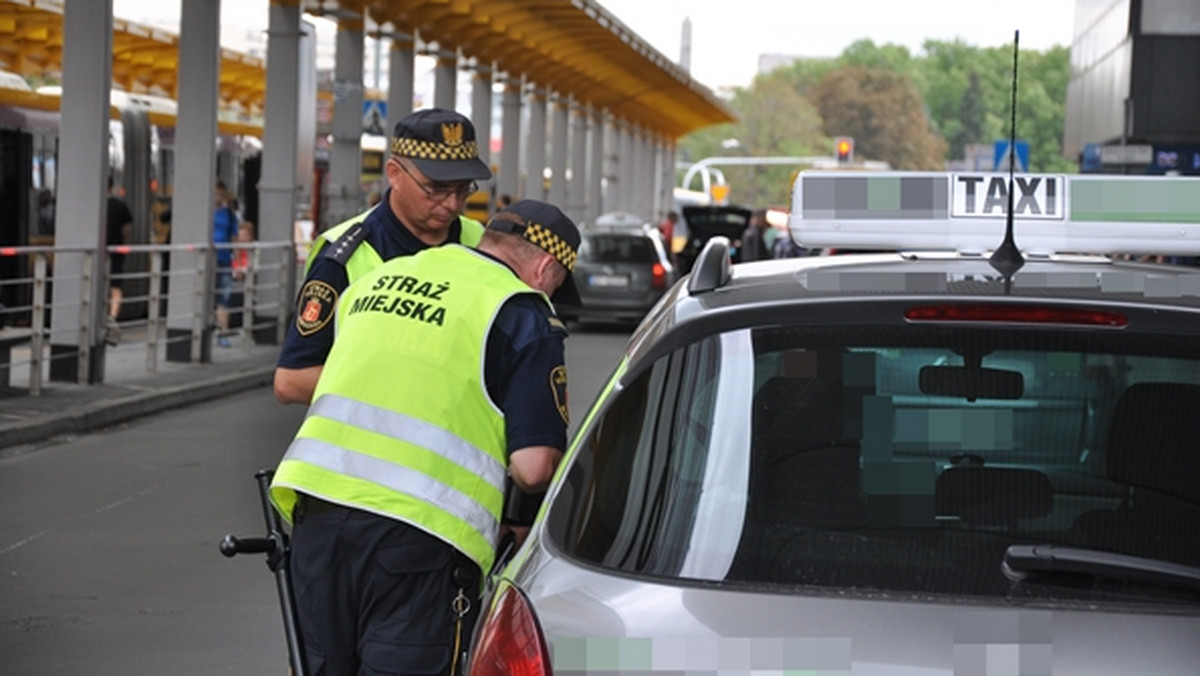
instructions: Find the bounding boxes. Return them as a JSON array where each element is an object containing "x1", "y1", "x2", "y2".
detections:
[{"x1": 394, "y1": 159, "x2": 477, "y2": 203}]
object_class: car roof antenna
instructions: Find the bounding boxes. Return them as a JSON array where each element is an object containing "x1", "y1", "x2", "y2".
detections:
[{"x1": 989, "y1": 30, "x2": 1026, "y2": 289}]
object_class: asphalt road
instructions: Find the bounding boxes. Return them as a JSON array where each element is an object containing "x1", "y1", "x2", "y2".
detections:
[{"x1": 0, "y1": 325, "x2": 631, "y2": 675}]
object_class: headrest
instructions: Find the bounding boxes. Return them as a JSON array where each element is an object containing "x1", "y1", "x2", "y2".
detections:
[
  {"x1": 753, "y1": 375, "x2": 845, "y2": 447},
  {"x1": 1107, "y1": 382, "x2": 1200, "y2": 503}
]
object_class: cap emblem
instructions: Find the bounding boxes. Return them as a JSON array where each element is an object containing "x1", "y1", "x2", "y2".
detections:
[{"x1": 441, "y1": 122, "x2": 464, "y2": 147}]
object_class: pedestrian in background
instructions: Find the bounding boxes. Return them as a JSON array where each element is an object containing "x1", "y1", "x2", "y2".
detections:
[
  {"x1": 231, "y1": 221, "x2": 256, "y2": 332},
  {"x1": 274, "y1": 108, "x2": 492, "y2": 405},
  {"x1": 657, "y1": 210, "x2": 679, "y2": 263},
  {"x1": 773, "y1": 230, "x2": 806, "y2": 259},
  {"x1": 105, "y1": 175, "x2": 133, "y2": 346},
  {"x1": 212, "y1": 179, "x2": 238, "y2": 348},
  {"x1": 270, "y1": 199, "x2": 580, "y2": 675},
  {"x1": 740, "y1": 208, "x2": 771, "y2": 262},
  {"x1": 232, "y1": 221, "x2": 255, "y2": 280}
]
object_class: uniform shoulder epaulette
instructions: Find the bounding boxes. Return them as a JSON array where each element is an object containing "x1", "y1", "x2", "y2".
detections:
[{"x1": 322, "y1": 222, "x2": 369, "y2": 265}]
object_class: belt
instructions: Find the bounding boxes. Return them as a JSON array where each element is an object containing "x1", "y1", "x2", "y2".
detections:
[{"x1": 294, "y1": 494, "x2": 348, "y2": 521}]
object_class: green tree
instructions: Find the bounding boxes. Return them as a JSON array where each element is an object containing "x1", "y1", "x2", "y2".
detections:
[
  {"x1": 677, "y1": 37, "x2": 1075, "y2": 192},
  {"x1": 678, "y1": 70, "x2": 825, "y2": 206},
  {"x1": 811, "y1": 65, "x2": 947, "y2": 170},
  {"x1": 839, "y1": 39, "x2": 915, "y2": 74},
  {"x1": 914, "y1": 40, "x2": 1073, "y2": 171},
  {"x1": 950, "y1": 70, "x2": 987, "y2": 160}
]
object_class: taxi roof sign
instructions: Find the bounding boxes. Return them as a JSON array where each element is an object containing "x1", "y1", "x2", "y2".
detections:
[{"x1": 789, "y1": 171, "x2": 1200, "y2": 256}]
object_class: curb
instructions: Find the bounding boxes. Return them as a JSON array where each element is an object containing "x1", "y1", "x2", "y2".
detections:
[{"x1": 0, "y1": 366, "x2": 275, "y2": 452}]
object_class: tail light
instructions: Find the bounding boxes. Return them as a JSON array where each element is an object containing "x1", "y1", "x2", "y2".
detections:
[
  {"x1": 651, "y1": 262, "x2": 667, "y2": 290},
  {"x1": 468, "y1": 580, "x2": 553, "y2": 676}
]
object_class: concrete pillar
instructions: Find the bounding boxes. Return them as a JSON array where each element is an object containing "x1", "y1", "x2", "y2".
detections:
[
  {"x1": 587, "y1": 108, "x2": 605, "y2": 224},
  {"x1": 259, "y1": 5, "x2": 314, "y2": 338},
  {"x1": 637, "y1": 131, "x2": 654, "y2": 218},
  {"x1": 548, "y1": 94, "x2": 569, "y2": 208},
  {"x1": 524, "y1": 87, "x2": 548, "y2": 200},
  {"x1": 498, "y1": 76, "x2": 522, "y2": 200},
  {"x1": 618, "y1": 121, "x2": 634, "y2": 210},
  {"x1": 386, "y1": 31, "x2": 416, "y2": 130},
  {"x1": 630, "y1": 128, "x2": 647, "y2": 217},
  {"x1": 567, "y1": 102, "x2": 589, "y2": 224},
  {"x1": 660, "y1": 138, "x2": 677, "y2": 221},
  {"x1": 165, "y1": 0, "x2": 222, "y2": 364},
  {"x1": 51, "y1": 0, "x2": 112, "y2": 383},
  {"x1": 433, "y1": 48, "x2": 457, "y2": 110},
  {"x1": 471, "y1": 62, "x2": 494, "y2": 170},
  {"x1": 327, "y1": 17, "x2": 365, "y2": 228}
]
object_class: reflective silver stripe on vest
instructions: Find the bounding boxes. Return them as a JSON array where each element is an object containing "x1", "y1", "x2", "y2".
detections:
[
  {"x1": 285, "y1": 437, "x2": 499, "y2": 541},
  {"x1": 308, "y1": 393, "x2": 506, "y2": 489}
]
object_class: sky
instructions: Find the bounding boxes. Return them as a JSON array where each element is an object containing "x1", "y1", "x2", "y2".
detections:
[{"x1": 111, "y1": 0, "x2": 1077, "y2": 90}]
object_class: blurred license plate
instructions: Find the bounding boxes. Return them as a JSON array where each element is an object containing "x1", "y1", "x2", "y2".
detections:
[{"x1": 588, "y1": 274, "x2": 629, "y2": 288}]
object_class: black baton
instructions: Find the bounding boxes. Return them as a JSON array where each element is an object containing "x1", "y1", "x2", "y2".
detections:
[{"x1": 220, "y1": 469, "x2": 306, "y2": 676}]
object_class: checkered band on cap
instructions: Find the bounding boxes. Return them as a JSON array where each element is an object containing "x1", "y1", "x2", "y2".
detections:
[
  {"x1": 523, "y1": 222, "x2": 578, "y2": 272},
  {"x1": 390, "y1": 136, "x2": 481, "y2": 161}
]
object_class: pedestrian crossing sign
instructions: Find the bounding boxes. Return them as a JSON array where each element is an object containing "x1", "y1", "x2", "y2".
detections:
[
  {"x1": 363, "y1": 100, "x2": 387, "y2": 136},
  {"x1": 993, "y1": 140, "x2": 1030, "y2": 172}
]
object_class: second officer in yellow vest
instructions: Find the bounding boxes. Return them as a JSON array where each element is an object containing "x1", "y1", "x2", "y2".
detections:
[
  {"x1": 270, "y1": 199, "x2": 580, "y2": 676},
  {"x1": 274, "y1": 108, "x2": 491, "y2": 406}
]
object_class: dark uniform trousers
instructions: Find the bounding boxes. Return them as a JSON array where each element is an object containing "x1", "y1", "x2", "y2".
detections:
[{"x1": 290, "y1": 495, "x2": 481, "y2": 676}]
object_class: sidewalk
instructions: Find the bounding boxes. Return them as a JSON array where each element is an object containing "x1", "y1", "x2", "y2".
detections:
[{"x1": 0, "y1": 325, "x2": 279, "y2": 454}]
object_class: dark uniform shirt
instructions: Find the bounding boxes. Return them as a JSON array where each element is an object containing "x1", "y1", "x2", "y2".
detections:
[
  {"x1": 276, "y1": 189, "x2": 470, "y2": 370},
  {"x1": 485, "y1": 283, "x2": 571, "y2": 455}
]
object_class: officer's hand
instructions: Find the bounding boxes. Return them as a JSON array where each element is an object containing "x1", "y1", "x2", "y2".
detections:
[{"x1": 499, "y1": 524, "x2": 530, "y2": 548}]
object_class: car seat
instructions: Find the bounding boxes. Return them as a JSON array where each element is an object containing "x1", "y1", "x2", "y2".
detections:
[{"x1": 1071, "y1": 382, "x2": 1200, "y2": 566}]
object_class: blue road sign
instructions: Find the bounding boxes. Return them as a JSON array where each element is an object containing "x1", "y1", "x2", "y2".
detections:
[
  {"x1": 362, "y1": 100, "x2": 387, "y2": 136},
  {"x1": 993, "y1": 140, "x2": 1030, "y2": 172}
]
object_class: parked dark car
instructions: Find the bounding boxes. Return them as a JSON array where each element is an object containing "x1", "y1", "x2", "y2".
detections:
[
  {"x1": 564, "y1": 212, "x2": 677, "y2": 325},
  {"x1": 676, "y1": 204, "x2": 752, "y2": 274},
  {"x1": 467, "y1": 171, "x2": 1200, "y2": 675}
]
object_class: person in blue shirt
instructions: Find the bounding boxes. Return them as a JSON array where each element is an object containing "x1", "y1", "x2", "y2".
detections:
[
  {"x1": 213, "y1": 179, "x2": 238, "y2": 348},
  {"x1": 274, "y1": 108, "x2": 493, "y2": 404}
]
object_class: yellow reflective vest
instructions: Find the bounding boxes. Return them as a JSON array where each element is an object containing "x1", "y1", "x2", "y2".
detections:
[
  {"x1": 271, "y1": 244, "x2": 550, "y2": 574},
  {"x1": 306, "y1": 207, "x2": 485, "y2": 282}
]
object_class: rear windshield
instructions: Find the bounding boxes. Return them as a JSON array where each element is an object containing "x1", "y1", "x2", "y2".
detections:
[
  {"x1": 547, "y1": 325, "x2": 1200, "y2": 607},
  {"x1": 579, "y1": 234, "x2": 657, "y2": 264}
]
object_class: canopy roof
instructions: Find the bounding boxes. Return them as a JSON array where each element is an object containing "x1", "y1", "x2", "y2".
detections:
[
  {"x1": 337, "y1": 0, "x2": 737, "y2": 137},
  {"x1": 0, "y1": 0, "x2": 266, "y2": 116},
  {"x1": 0, "y1": 0, "x2": 737, "y2": 138}
]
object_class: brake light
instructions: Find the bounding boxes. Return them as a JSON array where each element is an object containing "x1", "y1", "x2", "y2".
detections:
[
  {"x1": 468, "y1": 581, "x2": 553, "y2": 676},
  {"x1": 651, "y1": 262, "x2": 667, "y2": 290},
  {"x1": 904, "y1": 304, "x2": 1128, "y2": 327}
]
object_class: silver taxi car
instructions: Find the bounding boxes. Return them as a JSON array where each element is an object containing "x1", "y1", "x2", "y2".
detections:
[{"x1": 469, "y1": 171, "x2": 1200, "y2": 675}]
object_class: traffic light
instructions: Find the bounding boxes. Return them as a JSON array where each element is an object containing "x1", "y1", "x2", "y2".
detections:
[{"x1": 835, "y1": 137, "x2": 854, "y2": 164}]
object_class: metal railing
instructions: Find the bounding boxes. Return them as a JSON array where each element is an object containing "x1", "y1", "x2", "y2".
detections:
[{"x1": 0, "y1": 240, "x2": 298, "y2": 396}]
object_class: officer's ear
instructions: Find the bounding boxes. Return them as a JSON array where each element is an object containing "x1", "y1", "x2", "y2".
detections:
[
  {"x1": 384, "y1": 157, "x2": 404, "y2": 189},
  {"x1": 533, "y1": 251, "x2": 563, "y2": 292}
]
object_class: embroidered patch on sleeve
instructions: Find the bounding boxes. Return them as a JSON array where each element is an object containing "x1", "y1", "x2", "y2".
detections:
[
  {"x1": 550, "y1": 365, "x2": 569, "y2": 426},
  {"x1": 296, "y1": 280, "x2": 338, "y2": 336}
]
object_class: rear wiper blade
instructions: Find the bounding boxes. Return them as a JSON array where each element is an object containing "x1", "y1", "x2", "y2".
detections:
[{"x1": 1003, "y1": 544, "x2": 1200, "y2": 592}]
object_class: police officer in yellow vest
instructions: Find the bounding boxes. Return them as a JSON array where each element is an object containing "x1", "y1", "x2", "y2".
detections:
[
  {"x1": 270, "y1": 199, "x2": 581, "y2": 675},
  {"x1": 274, "y1": 108, "x2": 492, "y2": 405}
]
